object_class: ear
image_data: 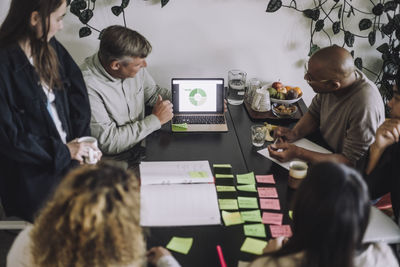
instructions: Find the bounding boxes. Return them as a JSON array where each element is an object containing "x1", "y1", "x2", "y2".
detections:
[
  {"x1": 30, "y1": 11, "x2": 41, "y2": 27},
  {"x1": 110, "y1": 60, "x2": 121, "y2": 71},
  {"x1": 330, "y1": 81, "x2": 341, "y2": 91}
]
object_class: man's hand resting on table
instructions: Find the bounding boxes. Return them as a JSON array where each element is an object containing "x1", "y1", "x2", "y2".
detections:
[
  {"x1": 153, "y1": 95, "x2": 174, "y2": 125},
  {"x1": 268, "y1": 141, "x2": 299, "y2": 162}
]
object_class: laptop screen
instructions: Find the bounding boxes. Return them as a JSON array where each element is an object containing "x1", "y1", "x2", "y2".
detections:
[{"x1": 172, "y1": 78, "x2": 224, "y2": 114}]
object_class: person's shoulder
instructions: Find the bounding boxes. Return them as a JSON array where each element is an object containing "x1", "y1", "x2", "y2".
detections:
[{"x1": 6, "y1": 224, "x2": 34, "y2": 267}]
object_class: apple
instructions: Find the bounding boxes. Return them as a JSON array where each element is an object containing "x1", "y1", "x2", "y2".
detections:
[{"x1": 272, "y1": 81, "x2": 283, "y2": 90}]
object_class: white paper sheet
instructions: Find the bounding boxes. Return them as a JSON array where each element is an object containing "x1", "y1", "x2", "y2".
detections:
[
  {"x1": 257, "y1": 138, "x2": 332, "y2": 170},
  {"x1": 140, "y1": 160, "x2": 214, "y2": 185},
  {"x1": 140, "y1": 183, "x2": 221, "y2": 226}
]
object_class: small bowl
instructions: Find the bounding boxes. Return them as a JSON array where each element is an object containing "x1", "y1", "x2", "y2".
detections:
[
  {"x1": 271, "y1": 103, "x2": 298, "y2": 118},
  {"x1": 270, "y1": 96, "x2": 302, "y2": 104}
]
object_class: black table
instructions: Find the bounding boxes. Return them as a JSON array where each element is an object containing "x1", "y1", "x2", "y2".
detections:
[{"x1": 144, "y1": 100, "x2": 308, "y2": 266}]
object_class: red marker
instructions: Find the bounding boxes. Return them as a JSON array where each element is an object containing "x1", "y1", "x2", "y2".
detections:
[{"x1": 216, "y1": 245, "x2": 227, "y2": 267}]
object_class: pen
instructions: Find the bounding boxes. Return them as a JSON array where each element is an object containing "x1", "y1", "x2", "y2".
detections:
[{"x1": 216, "y1": 245, "x2": 227, "y2": 267}]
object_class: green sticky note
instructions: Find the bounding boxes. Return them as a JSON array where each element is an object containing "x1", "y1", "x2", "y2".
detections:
[
  {"x1": 238, "y1": 196, "x2": 259, "y2": 209},
  {"x1": 172, "y1": 123, "x2": 188, "y2": 132},
  {"x1": 222, "y1": 211, "x2": 244, "y2": 226},
  {"x1": 240, "y1": 237, "x2": 268, "y2": 255},
  {"x1": 218, "y1": 199, "x2": 239, "y2": 210},
  {"x1": 237, "y1": 184, "x2": 257, "y2": 192},
  {"x1": 189, "y1": 171, "x2": 208, "y2": 178},
  {"x1": 166, "y1": 237, "x2": 193, "y2": 254},
  {"x1": 216, "y1": 185, "x2": 236, "y2": 192},
  {"x1": 241, "y1": 210, "x2": 262, "y2": 222},
  {"x1": 244, "y1": 224, "x2": 266, "y2": 238},
  {"x1": 213, "y1": 164, "x2": 232, "y2": 168},
  {"x1": 215, "y1": 174, "x2": 234, "y2": 179},
  {"x1": 289, "y1": 210, "x2": 293, "y2": 220},
  {"x1": 237, "y1": 172, "x2": 256, "y2": 184}
]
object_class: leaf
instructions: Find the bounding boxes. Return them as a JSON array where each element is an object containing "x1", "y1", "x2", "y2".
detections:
[
  {"x1": 372, "y1": 3, "x2": 384, "y2": 16},
  {"x1": 79, "y1": 9, "x2": 93, "y2": 24},
  {"x1": 354, "y1": 57, "x2": 363, "y2": 70},
  {"x1": 266, "y1": 0, "x2": 282, "y2": 13},
  {"x1": 303, "y1": 9, "x2": 313, "y2": 19},
  {"x1": 383, "y1": 60, "x2": 398, "y2": 77},
  {"x1": 79, "y1": 26, "x2": 91, "y2": 38},
  {"x1": 111, "y1": 6, "x2": 123, "y2": 16},
  {"x1": 312, "y1": 9, "x2": 320, "y2": 21},
  {"x1": 161, "y1": 0, "x2": 169, "y2": 8},
  {"x1": 368, "y1": 31, "x2": 376, "y2": 46},
  {"x1": 377, "y1": 43, "x2": 390, "y2": 54},
  {"x1": 359, "y1": 19, "x2": 372, "y2": 31},
  {"x1": 347, "y1": 7, "x2": 353, "y2": 18},
  {"x1": 332, "y1": 21, "x2": 340, "y2": 34},
  {"x1": 289, "y1": 0, "x2": 297, "y2": 9},
  {"x1": 73, "y1": 0, "x2": 87, "y2": 10},
  {"x1": 315, "y1": 20, "x2": 324, "y2": 32},
  {"x1": 344, "y1": 31, "x2": 355, "y2": 47},
  {"x1": 121, "y1": 0, "x2": 130, "y2": 9},
  {"x1": 384, "y1": 1, "x2": 397, "y2": 12},
  {"x1": 308, "y1": 44, "x2": 320, "y2": 57},
  {"x1": 382, "y1": 21, "x2": 395, "y2": 35},
  {"x1": 70, "y1": 6, "x2": 80, "y2": 16},
  {"x1": 350, "y1": 50, "x2": 354, "y2": 58}
]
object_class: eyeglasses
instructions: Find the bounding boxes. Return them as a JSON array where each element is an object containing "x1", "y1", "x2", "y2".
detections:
[{"x1": 304, "y1": 62, "x2": 330, "y2": 84}]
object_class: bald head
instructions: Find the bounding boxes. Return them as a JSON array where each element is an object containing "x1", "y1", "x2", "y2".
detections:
[{"x1": 310, "y1": 46, "x2": 355, "y2": 80}]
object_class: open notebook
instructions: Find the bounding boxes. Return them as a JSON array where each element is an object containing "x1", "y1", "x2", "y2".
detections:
[{"x1": 139, "y1": 161, "x2": 221, "y2": 226}]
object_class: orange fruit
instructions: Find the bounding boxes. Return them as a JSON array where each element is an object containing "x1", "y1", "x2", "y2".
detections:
[
  {"x1": 293, "y1": 87, "x2": 302, "y2": 96},
  {"x1": 285, "y1": 86, "x2": 292, "y2": 91}
]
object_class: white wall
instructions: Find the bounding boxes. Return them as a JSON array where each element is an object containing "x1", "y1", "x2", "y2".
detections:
[{"x1": 0, "y1": 0, "x2": 383, "y2": 106}]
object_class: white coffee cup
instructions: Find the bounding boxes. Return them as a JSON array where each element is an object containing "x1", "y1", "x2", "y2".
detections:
[
  {"x1": 251, "y1": 87, "x2": 271, "y2": 112},
  {"x1": 78, "y1": 136, "x2": 99, "y2": 164}
]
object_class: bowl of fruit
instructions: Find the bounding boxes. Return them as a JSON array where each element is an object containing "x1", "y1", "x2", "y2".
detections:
[
  {"x1": 271, "y1": 103, "x2": 298, "y2": 118},
  {"x1": 267, "y1": 81, "x2": 303, "y2": 104}
]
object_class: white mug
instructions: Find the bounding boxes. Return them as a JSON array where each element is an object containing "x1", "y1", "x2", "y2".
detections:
[
  {"x1": 78, "y1": 136, "x2": 99, "y2": 164},
  {"x1": 251, "y1": 87, "x2": 271, "y2": 112}
]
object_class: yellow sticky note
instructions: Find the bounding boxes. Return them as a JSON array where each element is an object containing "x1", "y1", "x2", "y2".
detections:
[
  {"x1": 166, "y1": 237, "x2": 193, "y2": 254},
  {"x1": 237, "y1": 184, "x2": 257, "y2": 192},
  {"x1": 222, "y1": 211, "x2": 244, "y2": 226},
  {"x1": 216, "y1": 174, "x2": 234, "y2": 179},
  {"x1": 244, "y1": 224, "x2": 266, "y2": 238},
  {"x1": 240, "y1": 237, "x2": 268, "y2": 255},
  {"x1": 172, "y1": 123, "x2": 188, "y2": 132},
  {"x1": 189, "y1": 171, "x2": 208, "y2": 178},
  {"x1": 218, "y1": 199, "x2": 239, "y2": 210},
  {"x1": 237, "y1": 172, "x2": 256, "y2": 184},
  {"x1": 241, "y1": 210, "x2": 262, "y2": 222},
  {"x1": 238, "y1": 196, "x2": 259, "y2": 209},
  {"x1": 216, "y1": 185, "x2": 236, "y2": 192},
  {"x1": 289, "y1": 210, "x2": 293, "y2": 220}
]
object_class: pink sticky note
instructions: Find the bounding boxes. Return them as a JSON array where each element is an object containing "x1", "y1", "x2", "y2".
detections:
[
  {"x1": 258, "y1": 187, "x2": 278, "y2": 198},
  {"x1": 262, "y1": 212, "x2": 283, "y2": 225},
  {"x1": 260, "y1": 199, "x2": 280, "y2": 210},
  {"x1": 270, "y1": 225, "x2": 292, "y2": 238},
  {"x1": 256, "y1": 175, "x2": 275, "y2": 184}
]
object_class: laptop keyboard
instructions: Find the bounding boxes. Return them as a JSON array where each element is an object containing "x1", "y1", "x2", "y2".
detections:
[{"x1": 173, "y1": 116, "x2": 226, "y2": 124}]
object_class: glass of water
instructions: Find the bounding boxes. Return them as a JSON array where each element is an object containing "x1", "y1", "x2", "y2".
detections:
[
  {"x1": 227, "y1": 69, "x2": 247, "y2": 105},
  {"x1": 251, "y1": 125, "x2": 266, "y2": 147}
]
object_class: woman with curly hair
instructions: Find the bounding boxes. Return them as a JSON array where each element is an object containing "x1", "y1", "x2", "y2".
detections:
[{"x1": 7, "y1": 161, "x2": 180, "y2": 267}]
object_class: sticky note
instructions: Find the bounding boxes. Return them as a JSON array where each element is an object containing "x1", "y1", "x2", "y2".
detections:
[
  {"x1": 213, "y1": 164, "x2": 232, "y2": 168},
  {"x1": 241, "y1": 210, "x2": 262, "y2": 222},
  {"x1": 166, "y1": 237, "x2": 193, "y2": 254},
  {"x1": 222, "y1": 211, "x2": 244, "y2": 226},
  {"x1": 244, "y1": 223, "x2": 267, "y2": 238},
  {"x1": 238, "y1": 197, "x2": 259, "y2": 209},
  {"x1": 257, "y1": 187, "x2": 278, "y2": 198},
  {"x1": 171, "y1": 123, "x2": 188, "y2": 132},
  {"x1": 218, "y1": 199, "x2": 239, "y2": 210},
  {"x1": 256, "y1": 175, "x2": 276, "y2": 184},
  {"x1": 260, "y1": 199, "x2": 280, "y2": 210},
  {"x1": 189, "y1": 171, "x2": 208, "y2": 178},
  {"x1": 216, "y1": 185, "x2": 236, "y2": 192},
  {"x1": 215, "y1": 174, "x2": 234, "y2": 179},
  {"x1": 269, "y1": 225, "x2": 293, "y2": 238},
  {"x1": 237, "y1": 184, "x2": 257, "y2": 192},
  {"x1": 289, "y1": 210, "x2": 293, "y2": 220},
  {"x1": 240, "y1": 237, "x2": 268, "y2": 255},
  {"x1": 262, "y1": 212, "x2": 283, "y2": 225},
  {"x1": 236, "y1": 172, "x2": 256, "y2": 185}
]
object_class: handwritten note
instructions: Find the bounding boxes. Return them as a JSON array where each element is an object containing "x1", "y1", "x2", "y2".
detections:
[
  {"x1": 215, "y1": 174, "x2": 234, "y2": 179},
  {"x1": 241, "y1": 210, "x2": 262, "y2": 222},
  {"x1": 260, "y1": 199, "x2": 280, "y2": 210},
  {"x1": 218, "y1": 199, "x2": 239, "y2": 210},
  {"x1": 166, "y1": 237, "x2": 193, "y2": 254},
  {"x1": 237, "y1": 184, "x2": 257, "y2": 192},
  {"x1": 262, "y1": 212, "x2": 283, "y2": 225},
  {"x1": 238, "y1": 197, "x2": 259, "y2": 209},
  {"x1": 240, "y1": 237, "x2": 268, "y2": 255},
  {"x1": 244, "y1": 223, "x2": 267, "y2": 238},
  {"x1": 216, "y1": 185, "x2": 236, "y2": 192},
  {"x1": 269, "y1": 225, "x2": 293, "y2": 238},
  {"x1": 256, "y1": 175, "x2": 276, "y2": 184},
  {"x1": 222, "y1": 211, "x2": 244, "y2": 226},
  {"x1": 236, "y1": 172, "x2": 256, "y2": 185},
  {"x1": 257, "y1": 187, "x2": 278, "y2": 198}
]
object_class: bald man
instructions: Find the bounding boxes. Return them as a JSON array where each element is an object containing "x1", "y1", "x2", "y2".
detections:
[{"x1": 268, "y1": 45, "x2": 385, "y2": 166}]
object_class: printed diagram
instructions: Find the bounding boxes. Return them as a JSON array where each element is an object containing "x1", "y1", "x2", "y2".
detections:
[{"x1": 189, "y1": 88, "x2": 207, "y2": 106}]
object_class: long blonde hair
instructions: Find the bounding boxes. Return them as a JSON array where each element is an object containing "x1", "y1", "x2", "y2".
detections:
[{"x1": 31, "y1": 161, "x2": 145, "y2": 267}]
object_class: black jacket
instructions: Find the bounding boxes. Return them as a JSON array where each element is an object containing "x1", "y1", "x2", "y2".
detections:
[{"x1": 0, "y1": 38, "x2": 91, "y2": 222}]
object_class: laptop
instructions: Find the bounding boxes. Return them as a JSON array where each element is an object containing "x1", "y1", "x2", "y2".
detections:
[{"x1": 171, "y1": 78, "x2": 228, "y2": 132}]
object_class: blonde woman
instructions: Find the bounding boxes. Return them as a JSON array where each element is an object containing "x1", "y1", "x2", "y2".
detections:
[{"x1": 7, "y1": 161, "x2": 180, "y2": 267}]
